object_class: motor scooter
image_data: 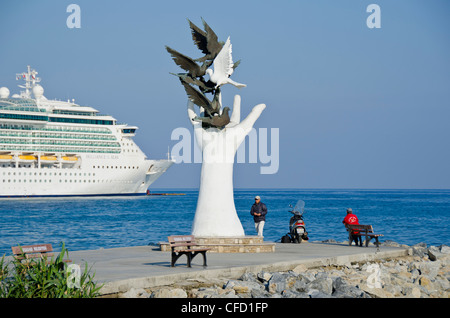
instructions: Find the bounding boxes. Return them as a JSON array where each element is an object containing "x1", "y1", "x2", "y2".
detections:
[{"x1": 281, "y1": 199, "x2": 309, "y2": 243}]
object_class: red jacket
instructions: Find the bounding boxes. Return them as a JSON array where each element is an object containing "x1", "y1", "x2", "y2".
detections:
[{"x1": 343, "y1": 213, "x2": 360, "y2": 234}]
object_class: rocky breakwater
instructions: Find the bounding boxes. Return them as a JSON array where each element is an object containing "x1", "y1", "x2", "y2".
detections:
[{"x1": 120, "y1": 242, "x2": 450, "y2": 298}]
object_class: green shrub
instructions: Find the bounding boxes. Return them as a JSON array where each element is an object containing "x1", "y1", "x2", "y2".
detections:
[{"x1": 0, "y1": 243, "x2": 102, "y2": 298}]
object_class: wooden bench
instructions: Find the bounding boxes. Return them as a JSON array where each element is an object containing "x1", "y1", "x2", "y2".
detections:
[
  {"x1": 168, "y1": 235, "x2": 210, "y2": 267},
  {"x1": 345, "y1": 224, "x2": 384, "y2": 248},
  {"x1": 11, "y1": 244, "x2": 71, "y2": 264}
]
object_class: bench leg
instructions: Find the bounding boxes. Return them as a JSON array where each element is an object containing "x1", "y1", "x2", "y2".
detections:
[
  {"x1": 171, "y1": 252, "x2": 181, "y2": 267},
  {"x1": 171, "y1": 252, "x2": 175, "y2": 267},
  {"x1": 190, "y1": 251, "x2": 208, "y2": 267},
  {"x1": 187, "y1": 252, "x2": 192, "y2": 267},
  {"x1": 201, "y1": 251, "x2": 207, "y2": 267}
]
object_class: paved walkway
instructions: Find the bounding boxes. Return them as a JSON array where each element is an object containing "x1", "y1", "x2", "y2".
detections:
[{"x1": 68, "y1": 242, "x2": 410, "y2": 295}]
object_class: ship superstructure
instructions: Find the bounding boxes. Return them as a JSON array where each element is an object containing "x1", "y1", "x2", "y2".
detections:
[{"x1": 0, "y1": 66, "x2": 173, "y2": 197}]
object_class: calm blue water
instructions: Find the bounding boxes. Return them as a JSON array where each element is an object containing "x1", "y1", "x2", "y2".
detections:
[{"x1": 0, "y1": 189, "x2": 449, "y2": 255}]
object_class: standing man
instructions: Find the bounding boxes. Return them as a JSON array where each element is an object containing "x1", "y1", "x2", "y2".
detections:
[
  {"x1": 342, "y1": 208, "x2": 362, "y2": 246},
  {"x1": 250, "y1": 196, "x2": 267, "y2": 237}
]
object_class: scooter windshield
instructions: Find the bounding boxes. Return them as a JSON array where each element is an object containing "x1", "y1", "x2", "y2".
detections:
[{"x1": 292, "y1": 200, "x2": 305, "y2": 215}]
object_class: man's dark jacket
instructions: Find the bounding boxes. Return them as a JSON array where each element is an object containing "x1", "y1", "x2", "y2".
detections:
[{"x1": 250, "y1": 202, "x2": 267, "y2": 222}]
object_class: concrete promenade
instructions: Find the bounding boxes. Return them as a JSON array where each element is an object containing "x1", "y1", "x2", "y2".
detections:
[{"x1": 68, "y1": 242, "x2": 411, "y2": 296}]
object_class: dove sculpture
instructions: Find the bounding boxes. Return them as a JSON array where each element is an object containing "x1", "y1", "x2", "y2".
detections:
[
  {"x1": 206, "y1": 37, "x2": 246, "y2": 89},
  {"x1": 188, "y1": 18, "x2": 224, "y2": 63},
  {"x1": 165, "y1": 46, "x2": 209, "y2": 78},
  {"x1": 181, "y1": 81, "x2": 221, "y2": 117},
  {"x1": 193, "y1": 107, "x2": 231, "y2": 128},
  {"x1": 170, "y1": 72, "x2": 215, "y2": 93}
]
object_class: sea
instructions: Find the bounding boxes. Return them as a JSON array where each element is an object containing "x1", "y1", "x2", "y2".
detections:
[{"x1": 0, "y1": 189, "x2": 449, "y2": 255}]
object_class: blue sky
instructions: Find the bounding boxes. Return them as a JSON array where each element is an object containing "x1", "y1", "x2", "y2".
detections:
[{"x1": 1, "y1": 0, "x2": 449, "y2": 189}]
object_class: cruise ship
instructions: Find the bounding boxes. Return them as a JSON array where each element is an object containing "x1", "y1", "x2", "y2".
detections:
[{"x1": 0, "y1": 66, "x2": 174, "y2": 197}]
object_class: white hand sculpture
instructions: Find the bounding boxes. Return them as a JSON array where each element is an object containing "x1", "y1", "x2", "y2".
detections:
[{"x1": 188, "y1": 95, "x2": 266, "y2": 236}]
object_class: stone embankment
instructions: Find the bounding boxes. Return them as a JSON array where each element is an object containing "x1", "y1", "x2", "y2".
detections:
[{"x1": 120, "y1": 241, "x2": 450, "y2": 298}]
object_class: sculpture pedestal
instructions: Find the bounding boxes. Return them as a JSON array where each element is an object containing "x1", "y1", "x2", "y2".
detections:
[{"x1": 159, "y1": 236, "x2": 276, "y2": 253}]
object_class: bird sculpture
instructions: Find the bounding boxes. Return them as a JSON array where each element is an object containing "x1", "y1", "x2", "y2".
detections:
[
  {"x1": 193, "y1": 107, "x2": 231, "y2": 128},
  {"x1": 205, "y1": 37, "x2": 246, "y2": 89},
  {"x1": 170, "y1": 72, "x2": 215, "y2": 93},
  {"x1": 181, "y1": 81, "x2": 221, "y2": 117},
  {"x1": 165, "y1": 46, "x2": 209, "y2": 78},
  {"x1": 188, "y1": 18, "x2": 224, "y2": 63}
]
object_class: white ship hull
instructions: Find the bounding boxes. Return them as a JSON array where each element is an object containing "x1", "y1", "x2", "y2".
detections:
[{"x1": 0, "y1": 156, "x2": 173, "y2": 197}]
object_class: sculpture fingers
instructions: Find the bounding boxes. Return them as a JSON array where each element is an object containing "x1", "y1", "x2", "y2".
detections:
[
  {"x1": 187, "y1": 99, "x2": 201, "y2": 128},
  {"x1": 227, "y1": 94, "x2": 241, "y2": 127},
  {"x1": 237, "y1": 103, "x2": 266, "y2": 133}
]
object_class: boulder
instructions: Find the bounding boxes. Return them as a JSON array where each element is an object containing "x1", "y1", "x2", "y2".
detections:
[
  {"x1": 257, "y1": 271, "x2": 273, "y2": 283},
  {"x1": 382, "y1": 240, "x2": 401, "y2": 247},
  {"x1": 281, "y1": 289, "x2": 309, "y2": 298},
  {"x1": 332, "y1": 277, "x2": 369, "y2": 298},
  {"x1": 411, "y1": 242, "x2": 428, "y2": 257},
  {"x1": 267, "y1": 272, "x2": 287, "y2": 294},
  {"x1": 151, "y1": 287, "x2": 187, "y2": 298},
  {"x1": 120, "y1": 287, "x2": 150, "y2": 298},
  {"x1": 189, "y1": 287, "x2": 222, "y2": 298},
  {"x1": 308, "y1": 277, "x2": 333, "y2": 295},
  {"x1": 292, "y1": 264, "x2": 308, "y2": 274},
  {"x1": 224, "y1": 279, "x2": 264, "y2": 295},
  {"x1": 418, "y1": 275, "x2": 435, "y2": 291},
  {"x1": 401, "y1": 283, "x2": 422, "y2": 298},
  {"x1": 440, "y1": 244, "x2": 450, "y2": 254}
]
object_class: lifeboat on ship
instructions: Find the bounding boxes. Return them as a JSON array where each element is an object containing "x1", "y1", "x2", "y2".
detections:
[
  {"x1": 40, "y1": 155, "x2": 57, "y2": 164},
  {"x1": 62, "y1": 155, "x2": 78, "y2": 164},
  {"x1": 0, "y1": 154, "x2": 13, "y2": 162},
  {"x1": 18, "y1": 155, "x2": 37, "y2": 162}
]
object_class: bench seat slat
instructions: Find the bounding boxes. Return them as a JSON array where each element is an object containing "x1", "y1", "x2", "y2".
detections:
[
  {"x1": 25, "y1": 253, "x2": 55, "y2": 259},
  {"x1": 173, "y1": 248, "x2": 210, "y2": 253},
  {"x1": 170, "y1": 242, "x2": 198, "y2": 247}
]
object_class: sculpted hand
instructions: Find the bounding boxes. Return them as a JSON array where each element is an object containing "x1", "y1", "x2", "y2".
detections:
[{"x1": 187, "y1": 95, "x2": 266, "y2": 237}]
